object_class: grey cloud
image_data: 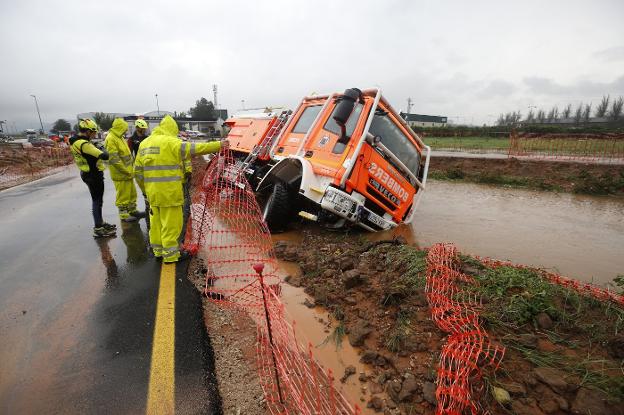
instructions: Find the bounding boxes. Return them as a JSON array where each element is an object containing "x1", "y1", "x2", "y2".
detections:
[
  {"x1": 523, "y1": 76, "x2": 624, "y2": 96},
  {"x1": 478, "y1": 80, "x2": 517, "y2": 98},
  {"x1": 593, "y1": 46, "x2": 624, "y2": 62}
]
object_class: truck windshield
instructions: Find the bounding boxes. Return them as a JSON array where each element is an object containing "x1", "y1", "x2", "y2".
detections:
[
  {"x1": 323, "y1": 103, "x2": 363, "y2": 154},
  {"x1": 292, "y1": 105, "x2": 323, "y2": 134},
  {"x1": 369, "y1": 114, "x2": 421, "y2": 179}
]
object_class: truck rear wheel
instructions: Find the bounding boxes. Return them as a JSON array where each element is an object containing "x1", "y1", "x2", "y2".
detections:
[{"x1": 261, "y1": 181, "x2": 290, "y2": 232}]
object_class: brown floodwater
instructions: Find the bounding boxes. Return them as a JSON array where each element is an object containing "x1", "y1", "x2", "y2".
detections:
[{"x1": 373, "y1": 180, "x2": 624, "y2": 286}]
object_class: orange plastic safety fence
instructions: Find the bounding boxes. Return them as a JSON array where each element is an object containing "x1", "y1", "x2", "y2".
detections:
[
  {"x1": 0, "y1": 146, "x2": 73, "y2": 189},
  {"x1": 426, "y1": 243, "x2": 505, "y2": 415},
  {"x1": 474, "y1": 255, "x2": 624, "y2": 307},
  {"x1": 183, "y1": 150, "x2": 359, "y2": 415}
]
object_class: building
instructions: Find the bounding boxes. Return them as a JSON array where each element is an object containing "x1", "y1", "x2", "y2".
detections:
[{"x1": 400, "y1": 112, "x2": 448, "y2": 128}]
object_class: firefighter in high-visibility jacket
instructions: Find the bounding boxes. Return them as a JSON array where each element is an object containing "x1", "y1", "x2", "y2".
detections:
[
  {"x1": 69, "y1": 118, "x2": 116, "y2": 238},
  {"x1": 134, "y1": 115, "x2": 228, "y2": 263},
  {"x1": 104, "y1": 118, "x2": 145, "y2": 222}
]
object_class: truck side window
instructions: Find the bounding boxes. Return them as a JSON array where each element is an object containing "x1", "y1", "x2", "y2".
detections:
[
  {"x1": 292, "y1": 105, "x2": 323, "y2": 134},
  {"x1": 324, "y1": 103, "x2": 363, "y2": 154},
  {"x1": 369, "y1": 114, "x2": 421, "y2": 178}
]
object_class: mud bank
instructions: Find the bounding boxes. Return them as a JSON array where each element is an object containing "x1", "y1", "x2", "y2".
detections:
[
  {"x1": 274, "y1": 233, "x2": 624, "y2": 415},
  {"x1": 429, "y1": 156, "x2": 624, "y2": 195}
]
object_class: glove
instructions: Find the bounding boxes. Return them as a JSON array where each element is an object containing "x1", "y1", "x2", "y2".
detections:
[{"x1": 98, "y1": 150, "x2": 110, "y2": 160}]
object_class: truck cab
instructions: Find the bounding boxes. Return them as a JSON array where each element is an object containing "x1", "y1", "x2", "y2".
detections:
[{"x1": 225, "y1": 88, "x2": 430, "y2": 232}]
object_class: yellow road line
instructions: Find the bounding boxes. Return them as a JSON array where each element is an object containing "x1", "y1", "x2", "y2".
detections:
[{"x1": 147, "y1": 263, "x2": 176, "y2": 415}]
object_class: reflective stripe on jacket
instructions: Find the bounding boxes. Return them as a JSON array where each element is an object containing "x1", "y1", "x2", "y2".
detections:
[
  {"x1": 134, "y1": 115, "x2": 221, "y2": 207},
  {"x1": 104, "y1": 118, "x2": 132, "y2": 181},
  {"x1": 69, "y1": 135, "x2": 105, "y2": 173}
]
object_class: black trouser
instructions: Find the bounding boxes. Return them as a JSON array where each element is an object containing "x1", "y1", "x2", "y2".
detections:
[{"x1": 80, "y1": 171, "x2": 105, "y2": 227}]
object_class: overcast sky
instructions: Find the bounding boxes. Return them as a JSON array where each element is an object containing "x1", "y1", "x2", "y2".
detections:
[{"x1": 1, "y1": 0, "x2": 623, "y2": 131}]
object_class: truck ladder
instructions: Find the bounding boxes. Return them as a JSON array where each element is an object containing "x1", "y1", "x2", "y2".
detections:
[{"x1": 239, "y1": 110, "x2": 291, "y2": 174}]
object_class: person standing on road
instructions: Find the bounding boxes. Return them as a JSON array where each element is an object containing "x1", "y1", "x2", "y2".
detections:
[
  {"x1": 104, "y1": 118, "x2": 145, "y2": 223},
  {"x1": 134, "y1": 115, "x2": 228, "y2": 263},
  {"x1": 69, "y1": 118, "x2": 116, "y2": 238},
  {"x1": 128, "y1": 119, "x2": 149, "y2": 157}
]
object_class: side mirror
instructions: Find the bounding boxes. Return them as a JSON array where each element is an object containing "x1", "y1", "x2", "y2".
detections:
[{"x1": 333, "y1": 88, "x2": 361, "y2": 144}]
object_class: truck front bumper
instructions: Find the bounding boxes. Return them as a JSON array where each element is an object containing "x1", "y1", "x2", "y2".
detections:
[{"x1": 319, "y1": 187, "x2": 396, "y2": 232}]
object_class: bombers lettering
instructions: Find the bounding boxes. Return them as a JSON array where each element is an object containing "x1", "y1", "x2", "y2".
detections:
[{"x1": 368, "y1": 162, "x2": 409, "y2": 202}]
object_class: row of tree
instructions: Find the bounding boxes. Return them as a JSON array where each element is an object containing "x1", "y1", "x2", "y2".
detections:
[
  {"x1": 496, "y1": 95, "x2": 624, "y2": 127},
  {"x1": 50, "y1": 97, "x2": 218, "y2": 134}
]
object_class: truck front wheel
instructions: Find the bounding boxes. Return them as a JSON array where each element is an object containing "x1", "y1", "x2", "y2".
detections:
[{"x1": 260, "y1": 181, "x2": 291, "y2": 232}]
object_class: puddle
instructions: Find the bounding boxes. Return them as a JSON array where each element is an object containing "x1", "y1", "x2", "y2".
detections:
[{"x1": 275, "y1": 259, "x2": 381, "y2": 414}]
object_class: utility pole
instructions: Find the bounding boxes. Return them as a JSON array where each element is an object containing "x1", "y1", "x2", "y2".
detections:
[
  {"x1": 155, "y1": 93, "x2": 160, "y2": 117},
  {"x1": 241, "y1": 99, "x2": 245, "y2": 110},
  {"x1": 30, "y1": 94, "x2": 44, "y2": 133},
  {"x1": 406, "y1": 97, "x2": 413, "y2": 114},
  {"x1": 213, "y1": 84, "x2": 218, "y2": 109}
]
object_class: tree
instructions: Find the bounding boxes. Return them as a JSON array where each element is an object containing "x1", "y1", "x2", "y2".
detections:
[
  {"x1": 595, "y1": 95, "x2": 610, "y2": 118},
  {"x1": 526, "y1": 109, "x2": 535, "y2": 123},
  {"x1": 537, "y1": 109, "x2": 546, "y2": 123},
  {"x1": 562, "y1": 104, "x2": 572, "y2": 119},
  {"x1": 52, "y1": 119, "x2": 71, "y2": 133},
  {"x1": 93, "y1": 112, "x2": 114, "y2": 131},
  {"x1": 608, "y1": 96, "x2": 623, "y2": 121},
  {"x1": 583, "y1": 104, "x2": 592, "y2": 123},
  {"x1": 574, "y1": 103, "x2": 583, "y2": 124},
  {"x1": 547, "y1": 106, "x2": 559, "y2": 122},
  {"x1": 189, "y1": 97, "x2": 216, "y2": 120}
]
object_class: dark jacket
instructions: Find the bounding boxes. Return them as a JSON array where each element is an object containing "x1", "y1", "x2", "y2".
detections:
[{"x1": 128, "y1": 131, "x2": 147, "y2": 157}]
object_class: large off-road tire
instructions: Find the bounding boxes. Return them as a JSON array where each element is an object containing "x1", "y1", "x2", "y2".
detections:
[{"x1": 261, "y1": 181, "x2": 291, "y2": 232}]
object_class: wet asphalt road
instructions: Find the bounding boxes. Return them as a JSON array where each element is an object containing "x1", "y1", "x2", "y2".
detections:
[{"x1": 0, "y1": 168, "x2": 221, "y2": 414}]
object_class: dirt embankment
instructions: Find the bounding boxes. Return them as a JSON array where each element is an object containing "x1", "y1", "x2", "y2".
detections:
[
  {"x1": 429, "y1": 157, "x2": 624, "y2": 195},
  {"x1": 274, "y1": 232, "x2": 624, "y2": 415},
  {"x1": 188, "y1": 259, "x2": 268, "y2": 415}
]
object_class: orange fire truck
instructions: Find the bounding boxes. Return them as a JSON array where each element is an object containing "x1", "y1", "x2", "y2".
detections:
[{"x1": 225, "y1": 88, "x2": 430, "y2": 232}]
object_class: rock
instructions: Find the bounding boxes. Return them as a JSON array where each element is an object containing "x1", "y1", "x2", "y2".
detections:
[
  {"x1": 461, "y1": 264, "x2": 481, "y2": 275},
  {"x1": 398, "y1": 375, "x2": 419, "y2": 402},
  {"x1": 285, "y1": 274, "x2": 301, "y2": 287},
  {"x1": 343, "y1": 269, "x2": 364, "y2": 290},
  {"x1": 359, "y1": 373, "x2": 368, "y2": 382},
  {"x1": 571, "y1": 387, "x2": 610, "y2": 415},
  {"x1": 367, "y1": 396, "x2": 383, "y2": 412},
  {"x1": 323, "y1": 269, "x2": 336, "y2": 278},
  {"x1": 386, "y1": 380, "x2": 402, "y2": 403},
  {"x1": 360, "y1": 350, "x2": 379, "y2": 364},
  {"x1": 533, "y1": 367, "x2": 568, "y2": 393},
  {"x1": 554, "y1": 395, "x2": 569, "y2": 412},
  {"x1": 511, "y1": 399, "x2": 546, "y2": 415},
  {"x1": 345, "y1": 296, "x2": 357, "y2": 306},
  {"x1": 606, "y1": 333, "x2": 624, "y2": 359},
  {"x1": 500, "y1": 381, "x2": 526, "y2": 396},
  {"x1": 515, "y1": 333, "x2": 538, "y2": 348},
  {"x1": 340, "y1": 365, "x2": 356, "y2": 383},
  {"x1": 374, "y1": 354, "x2": 388, "y2": 367},
  {"x1": 536, "y1": 312, "x2": 554, "y2": 329},
  {"x1": 340, "y1": 257, "x2": 356, "y2": 271},
  {"x1": 422, "y1": 382, "x2": 437, "y2": 405},
  {"x1": 537, "y1": 338, "x2": 558, "y2": 353},
  {"x1": 491, "y1": 386, "x2": 511, "y2": 405},
  {"x1": 348, "y1": 319, "x2": 373, "y2": 347},
  {"x1": 538, "y1": 398, "x2": 559, "y2": 414},
  {"x1": 303, "y1": 298, "x2": 315, "y2": 308},
  {"x1": 369, "y1": 381, "x2": 383, "y2": 394}
]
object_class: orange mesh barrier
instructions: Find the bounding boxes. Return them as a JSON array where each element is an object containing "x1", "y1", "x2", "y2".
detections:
[
  {"x1": 183, "y1": 150, "x2": 359, "y2": 414},
  {"x1": 474, "y1": 255, "x2": 624, "y2": 307},
  {"x1": 0, "y1": 146, "x2": 74, "y2": 190},
  {"x1": 426, "y1": 243, "x2": 505, "y2": 415}
]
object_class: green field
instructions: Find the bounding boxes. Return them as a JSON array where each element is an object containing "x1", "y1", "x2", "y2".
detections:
[{"x1": 424, "y1": 136, "x2": 510, "y2": 151}]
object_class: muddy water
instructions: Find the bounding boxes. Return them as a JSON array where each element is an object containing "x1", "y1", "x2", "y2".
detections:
[
  {"x1": 275, "y1": 260, "x2": 377, "y2": 414},
  {"x1": 372, "y1": 180, "x2": 624, "y2": 286}
]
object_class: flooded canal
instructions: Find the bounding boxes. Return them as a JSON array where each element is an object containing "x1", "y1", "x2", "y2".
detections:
[{"x1": 369, "y1": 180, "x2": 624, "y2": 286}]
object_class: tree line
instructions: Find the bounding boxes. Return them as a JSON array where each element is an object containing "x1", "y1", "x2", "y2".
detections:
[
  {"x1": 51, "y1": 97, "x2": 218, "y2": 134},
  {"x1": 497, "y1": 95, "x2": 624, "y2": 127}
]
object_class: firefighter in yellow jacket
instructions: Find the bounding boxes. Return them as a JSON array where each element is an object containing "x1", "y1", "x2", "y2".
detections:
[
  {"x1": 134, "y1": 115, "x2": 228, "y2": 263},
  {"x1": 105, "y1": 118, "x2": 145, "y2": 222}
]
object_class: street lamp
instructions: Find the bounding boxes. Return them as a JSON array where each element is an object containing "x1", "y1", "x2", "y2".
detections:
[
  {"x1": 30, "y1": 94, "x2": 45, "y2": 133},
  {"x1": 155, "y1": 93, "x2": 160, "y2": 117},
  {"x1": 241, "y1": 99, "x2": 245, "y2": 110}
]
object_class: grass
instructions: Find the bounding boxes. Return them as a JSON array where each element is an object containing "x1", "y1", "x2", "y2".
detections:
[
  {"x1": 425, "y1": 136, "x2": 510, "y2": 151},
  {"x1": 381, "y1": 246, "x2": 427, "y2": 305},
  {"x1": 321, "y1": 321, "x2": 346, "y2": 348},
  {"x1": 385, "y1": 310, "x2": 412, "y2": 352}
]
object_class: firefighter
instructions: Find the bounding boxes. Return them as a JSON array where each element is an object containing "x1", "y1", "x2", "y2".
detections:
[
  {"x1": 104, "y1": 118, "x2": 145, "y2": 222},
  {"x1": 129, "y1": 119, "x2": 149, "y2": 157},
  {"x1": 69, "y1": 118, "x2": 116, "y2": 238},
  {"x1": 134, "y1": 115, "x2": 228, "y2": 263}
]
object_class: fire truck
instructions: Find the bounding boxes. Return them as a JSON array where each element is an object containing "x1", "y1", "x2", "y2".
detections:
[{"x1": 225, "y1": 88, "x2": 431, "y2": 232}]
